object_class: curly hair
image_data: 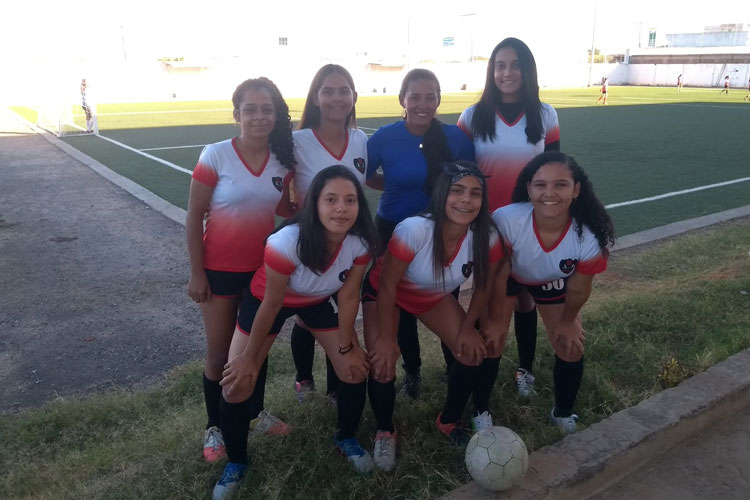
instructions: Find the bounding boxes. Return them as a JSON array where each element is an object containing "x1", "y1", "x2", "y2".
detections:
[
  {"x1": 232, "y1": 77, "x2": 296, "y2": 170},
  {"x1": 470, "y1": 37, "x2": 543, "y2": 145},
  {"x1": 511, "y1": 151, "x2": 615, "y2": 255}
]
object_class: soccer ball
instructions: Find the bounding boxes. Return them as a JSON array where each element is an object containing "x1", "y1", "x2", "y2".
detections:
[{"x1": 465, "y1": 426, "x2": 529, "y2": 491}]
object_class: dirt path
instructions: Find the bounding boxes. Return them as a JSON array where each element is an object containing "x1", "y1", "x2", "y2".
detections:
[{"x1": 0, "y1": 114, "x2": 205, "y2": 413}]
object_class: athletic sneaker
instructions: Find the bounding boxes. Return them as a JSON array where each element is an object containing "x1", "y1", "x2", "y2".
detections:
[
  {"x1": 212, "y1": 462, "x2": 246, "y2": 500},
  {"x1": 334, "y1": 436, "x2": 374, "y2": 473},
  {"x1": 203, "y1": 426, "x2": 226, "y2": 463},
  {"x1": 515, "y1": 368, "x2": 537, "y2": 398},
  {"x1": 399, "y1": 370, "x2": 421, "y2": 399},
  {"x1": 435, "y1": 413, "x2": 471, "y2": 446},
  {"x1": 471, "y1": 411, "x2": 493, "y2": 433},
  {"x1": 373, "y1": 430, "x2": 397, "y2": 472},
  {"x1": 294, "y1": 379, "x2": 316, "y2": 403},
  {"x1": 249, "y1": 410, "x2": 291, "y2": 436},
  {"x1": 550, "y1": 408, "x2": 579, "y2": 434}
]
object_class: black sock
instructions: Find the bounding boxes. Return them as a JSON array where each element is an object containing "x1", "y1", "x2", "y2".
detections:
[
  {"x1": 367, "y1": 377, "x2": 396, "y2": 432},
  {"x1": 291, "y1": 324, "x2": 315, "y2": 382},
  {"x1": 440, "y1": 341, "x2": 455, "y2": 374},
  {"x1": 553, "y1": 355, "x2": 584, "y2": 417},
  {"x1": 397, "y1": 310, "x2": 421, "y2": 374},
  {"x1": 247, "y1": 357, "x2": 268, "y2": 421},
  {"x1": 441, "y1": 360, "x2": 480, "y2": 423},
  {"x1": 472, "y1": 356, "x2": 501, "y2": 415},
  {"x1": 514, "y1": 308, "x2": 538, "y2": 372},
  {"x1": 335, "y1": 381, "x2": 367, "y2": 440},
  {"x1": 203, "y1": 371, "x2": 222, "y2": 429},
  {"x1": 325, "y1": 355, "x2": 340, "y2": 396},
  {"x1": 219, "y1": 394, "x2": 251, "y2": 465}
]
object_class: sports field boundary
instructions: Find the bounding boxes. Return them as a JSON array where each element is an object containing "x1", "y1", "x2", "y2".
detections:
[{"x1": 13, "y1": 107, "x2": 749, "y2": 254}]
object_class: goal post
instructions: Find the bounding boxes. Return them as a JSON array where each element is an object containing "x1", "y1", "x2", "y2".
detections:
[{"x1": 36, "y1": 78, "x2": 98, "y2": 137}]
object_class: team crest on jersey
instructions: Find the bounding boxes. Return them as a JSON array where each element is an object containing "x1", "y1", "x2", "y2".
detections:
[
  {"x1": 559, "y1": 259, "x2": 578, "y2": 274},
  {"x1": 271, "y1": 176, "x2": 284, "y2": 192},
  {"x1": 461, "y1": 261, "x2": 474, "y2": 278},
  {"x1": 353, "y1": 158, "x2": 366, "y2": 174},
  {"x1": 339, "y1": 268, "x2": 351, "y2": 282}
]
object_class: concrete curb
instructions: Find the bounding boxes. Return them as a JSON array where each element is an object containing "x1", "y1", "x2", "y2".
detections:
[{"x1": 440, "y1": 349, "x2": 750, "y2": 500}]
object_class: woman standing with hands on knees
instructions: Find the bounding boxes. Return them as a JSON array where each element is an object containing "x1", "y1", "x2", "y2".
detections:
[
  {"x1": 362, "y1": 161, "x2": 506, "y2": 471},
  {"x1": 366, "y1": 68, "x2": 475, "y2": 398},
  {"x1": 212, "y1": 166, "x2": 380, "y2": 499},
  {"x1": 489, "y1": 151, "x2": 614, "y2": 434},
  {"x1": 458, "y1": 37, "x2": 560, "y2": 399},
  {"x1": 186, "y1": 77, "x2": 296, "y2": 465},
  {"x1": 290, "y1": 64, "x2": 368, "y2": 405}
]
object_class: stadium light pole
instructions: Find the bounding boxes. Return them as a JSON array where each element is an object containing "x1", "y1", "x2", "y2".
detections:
[
  {"x1": 461, "y1": 13, "x2": 477, "y2": 62},
  {"x1": 587, "y1": 1, "x2": 597, "y2": 87},
  {"x1": 120, "y1": 25, "x2": 128, "y2": 62}
]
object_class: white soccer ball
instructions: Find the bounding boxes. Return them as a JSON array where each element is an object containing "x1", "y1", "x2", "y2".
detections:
[{"x1": 465, "y1": 426, "x2": 529, "y2": 491}]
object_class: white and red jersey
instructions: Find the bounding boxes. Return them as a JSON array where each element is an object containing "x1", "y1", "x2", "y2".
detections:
[
  {"x1": 293, "y1": 128, "x2": 368, "y2": 206},
  {"x1": 492, "y1": 202, "x2": 607, "y2": 285},
  {"x1": 458, "y1": 103, "x2": 560, "y2": 212},
  {"x1": 192, "y1": 138, "x2": 292, "y2": 272},
  {"x1": 250, "y1": 224, "x2": 371, "y2": 308},
  {"x1": 368, "y1": 216, "x2": 503, "y2": 314}
]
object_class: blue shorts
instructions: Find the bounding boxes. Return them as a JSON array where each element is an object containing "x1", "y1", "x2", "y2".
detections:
[
  {"x1": 237, "y1": 293, "x2": 340, "y2": 335},
  {"x1": 205, "y1": 269, "x2": 254, "y2": 297},
  {"x1": 507, "y1": 276, "x2": 567, "y2": 305}
]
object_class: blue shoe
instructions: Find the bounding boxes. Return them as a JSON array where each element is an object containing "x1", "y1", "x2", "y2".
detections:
[
  {"x1": 212, "y1": 462, "x2": 246, "y2": 500},
  {"x1": 334, "y1": 436, "x2": 374, "y2": 473}
]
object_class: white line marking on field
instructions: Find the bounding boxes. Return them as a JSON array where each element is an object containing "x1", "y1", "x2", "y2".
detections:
[
  {"x1": 97, "y1": 134, "x2": 193, "y2": 174},
  {"x1": 96, "y1": 109, "x2": 233, "y2": 116},
  {"x1": 605, "y1": 177, "x2": 750, "y2": 209},
  {"x1": 141, "y1": 144, "x2": 207, "y2": 151}
]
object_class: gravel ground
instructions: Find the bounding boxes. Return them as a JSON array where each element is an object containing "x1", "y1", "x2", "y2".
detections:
[{"x1": 0, "y1": 114, "x2": 205, "y2": 413}]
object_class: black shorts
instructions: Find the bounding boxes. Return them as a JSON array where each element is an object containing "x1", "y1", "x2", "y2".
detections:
[
  {"x1": 237, "y1": 293, "x2": 340, "y2": 335},
  {"x1": 506, "y1": 276, "x2": 567, "y2": 305},
  {"x1": 205, "y1": 269, "x2": 254, "y2": 297}
]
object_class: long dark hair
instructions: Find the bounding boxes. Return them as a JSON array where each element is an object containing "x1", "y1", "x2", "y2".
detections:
[
  {"x1": 399, "y1": 68, "x2": 453, "y2": 194},
  {"x1": 298, "y1": 64, "x2": 357, "y2": 130},
  {"x1": 470, "y1": 38, "x2": 543, "y2": 145},
  {"x1": 511, "y1": 151, "x2": 615, "y2": 255},
  {"x1": 275, "y1": 165, "x2": 378, "y2": 273},
  {"x1": 424, "y1": 161, "x2": 499, "y2": 290},
  {"x1": 232, "y1": 77, "x2": 296, "y2": 170}
]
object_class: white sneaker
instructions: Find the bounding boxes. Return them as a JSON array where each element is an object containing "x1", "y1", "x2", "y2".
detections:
[
  {"x1": 373, "y1": 430, "x2": 397, "y2": 472},
  {"x1": 471, "y1": 411, "x2": 493, "y2": 432},
  {"x1": 515, "y1": 368, "x2": 537, "y2": 397},
  {"x1": 335, "y1": 436, "x2": 374, "y2": 473},
  {"x1": 203, "y1": 426, "x2": 226, "y2": 462},
  {"x1": 250, "y1": 410, "x2": 291, "y2": 436},
  {"x1": 550, "y1": 408, "x2": 579, "y2": 434}
]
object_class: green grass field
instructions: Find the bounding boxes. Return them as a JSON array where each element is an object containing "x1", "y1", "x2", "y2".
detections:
[{"x1": 11, "y1": 86, "x2": 750, "y2": 237}]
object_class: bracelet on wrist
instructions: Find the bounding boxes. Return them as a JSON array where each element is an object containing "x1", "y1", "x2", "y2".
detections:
[{"x1": 338, "y1": 342, "x2": 354, "y2": 355}]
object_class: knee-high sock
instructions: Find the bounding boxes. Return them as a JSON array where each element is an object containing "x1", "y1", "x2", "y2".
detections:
[
  {"x1": 397, "y1": 310, "x2": 421, "y2": 374},
  {"x1": 247, "y1": 357, "x2": 269, "y2": 420},
  {"x1": 472, "y1": 356, "x2": 501, "y2": 415},
  {"x1": 291, "y1": 324, "x2": 315, "y2": 382},
  {"x1": 514, "y1": 308, "x2": 538, "y2": 371},
  {"x1": 335, "y1": 380, "x2": 367, "y2": 440},
  {"x1": 440, "y1": 342, "x2": 456, "y2": 374},
  {"x1": 441, "y1": 361, "x2": 481, "y2": 423},
  {"x1": 553, "y1": 355, "x2": 584, "y2": 417},
  {"x1": 368, "y1": 377, "x2": 396, "y2": 432},
  {"x1": 203, "y1": 371, "x2": 222, "y2": 429},
  {"x1": 325, "y1": 355, "x2": 340, "y2": 396},
  {"x1": 219, "y1": 395, "x2": 251, "y2": 465}
]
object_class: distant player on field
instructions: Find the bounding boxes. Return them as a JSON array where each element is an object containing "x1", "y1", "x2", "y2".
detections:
[
  {"x1": 720, "y1": 76, "x2": 730, "y2": 95},
  {"x1": 80, "y1": 78, "x2": 95, "y2": 133},
  {"x1": 677, "y1": 74, "x2": 683, "y2": 93},
  {"x1": 596, "y1": 77, "x2": 608, "y2": 105}
]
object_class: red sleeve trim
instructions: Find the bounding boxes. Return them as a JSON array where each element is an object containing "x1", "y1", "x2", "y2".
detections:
[
  {"x1": 264, "y1": 246, "x2": 296, "y2": 275},
  {"x1": 489, "y1": 239, "x2": 505, "y2": 262},
  {"x1": 387, "y1": 237, "x2": 415, "y2": 263},
  {"x1": 577, "y1": 254, "x2": 607, "y2": 275},
  {"x1": 353, "y1": 253, "x2": 371, "y2": 266},
  {"x1": 192, "y1": 162, "x2": 218, "y2": 187},
  {"x1": 545, "y1": 125, "x2": 560, "y2": 145}
]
